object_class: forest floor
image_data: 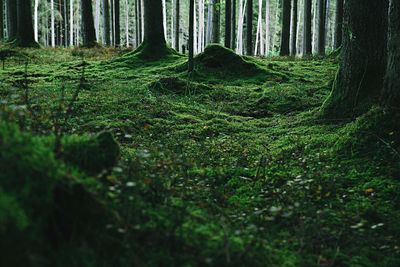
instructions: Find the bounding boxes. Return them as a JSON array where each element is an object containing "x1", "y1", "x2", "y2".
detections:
[{"x1": 1, "y1": 46, "x2": 400, "y2": 267}]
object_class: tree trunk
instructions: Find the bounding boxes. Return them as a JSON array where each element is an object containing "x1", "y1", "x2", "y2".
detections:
[
  {"x1": 103, "y1": 0, "x2": 111, "y2": 45},
  {"x1": 246, "y1": 0, "x2": 253, "y2": 55},
  {"x1": 174, "y1": 0, "x2": 180, "y2": 50},
  {"x1": 0, "y1": 0, "x2": 4, "y2": 41},
  {"x1": 302, "y1": 0, "x2": 312, "y2": 56},
  {"x1": 16, "y1": 0, "x2": 36, "y2": 47},
  {"x1": 290, "y1": 0, "x2": 298, "y2": 56},
  {"x1": 189, "y1": 0, "x2": 194, "y2": 72},
  {"x1": 7, "y1": 0, "x2": 18, "y2": 40},
  {"x1": 322, "y1": 0, "x2": 389, "y2": 118},
  {"x1": 231, "y1": 0, "x2": 236, "y2": 49},
  {"x1": 265, "y1": 0, "x2": 270, "y2": 55},
  {"x1": 280, "y1": 0, "x2": 291, "y2": 56},
  {"x1": 334, "y1": 0, "x2": 343, "y2": 49},
  {"x1": 114, "y1": 0, "x2": 120, "y2": 46},
  {"x1": 382, "y1": 0, "x2": 400, "y2": 107},
  {"x1": 81, "y1": 0, "x2": 97, "y2": 47},
  {"x1": 212, "y1": 0, "x2": 221, "y2": 43},
  {"x1": 317, "y1": 0, "x2": 326, "y2": 55},
  {"x1": 225, "y1": 0, "x2": 232, "y2": 48}
]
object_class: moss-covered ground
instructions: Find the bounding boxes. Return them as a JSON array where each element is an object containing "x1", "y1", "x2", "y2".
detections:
[{"x1": 0, "y1": 46, "x2": 399, "y2": 266}]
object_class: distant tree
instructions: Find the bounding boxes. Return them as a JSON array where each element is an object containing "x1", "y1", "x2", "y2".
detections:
[
  {"x1": 16, "y1": 0, "x2": 37, "y2": 47},
  {"x1": 189, "y1": 0, "x2": 194, "y2": 72},
  {"x1": 7, "y1": 0, "x2": 18, "y2": 40},
  {"x1": 382, "y1": 0, "x2": 400, "y2": 107},
  {"x1": 81, "y1": 0, "x2": 97, "y2": 47},
  {"x1": 115, "y1": 0, "x2": 121, "y2": 47},
  {"x1": 280, "y1": 0, "x2": 291, "y2": 56},
  {"x1": 225, "y1": 0, "x2": 232, "y2": 48},
  {"x1": 290, "y1": 0, "x2": 298, "y2": 56},
  {"x1": 302, "y1": 0, "x2": 312, "y2": 56},
  {"x1": 322, "y1": 0, "x2": 389, "y2": 118},
  {"x1": 334, "y1": 0, "x2": 343, "y2": 49},
  {"x1": 103, "y1": 0, "x2": 111, "y2": 46},
  {"x1": 246, "y1": 0, "x2": 253, "y2": 55},
  {"x1": 316, "y1": 0, "x2": 326, "y2": 55}
]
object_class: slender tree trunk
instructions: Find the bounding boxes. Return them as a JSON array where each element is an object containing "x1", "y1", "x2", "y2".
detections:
[
  {"x1": 95, "y1": 0, "x2": 100, "y2": 41},
  {"x1": 16, "y1": 0, "x2": 36, "y2": 47},
  {"x1": 81, "y1": 0, "x2": 97, "y2": 47},
  {"x1": 1, "y1": 0, "x2": 4, "y2": 41},
  {"x1": 382, "y1": 0, "x2": 400, "y2": 107},
  {"x1": 64, "y1": 0, "x2": 68, "y2": 46},
  {"x1": 290, "y1": 0, "x2": 298, "y2": 56},
  {"x1": 254, "y1": 0, "x2": 263, "y2": 55},
  {"x1": 7, "y1": 0, "x2": 18, "y2": 40},
  {"x1": 70, "y1": 0, "x2": 73, "y2": 46},
  {"x1": 317, "y1": 0, "x2": 325, "y2": 55},
  {"x1": 212, "y1": 0, "x2": 220, "y2": 43},
  {"x1": 280, "y1": 0, "x2": 291, "y2": 56},
  {"x1": 265, "y1": 0, "x2": 270, "y2": 55},
  {"x1": 225, "y1": 0, "x2": 232, "y2": 48},
  {"x1": 246, "y1": 0, "x2": 253, "y2": 55},
  {"x1": 206, "y1": 1, "x2": 213, "y2": 45},
  {"x1": 125, "y1": 0, "x2": 129, "y2": 46},
  {"x1": 51, "y1": 0, "x2": 55, "y2": 47},
  {"x1": 189, "y1": 0, "x2": 194, "y2": 72},
  {"x1": 103, "y1": 0, "x2": 111, "y2": 45},
  {"x1": 114, "y1": 0, "x2": 120, "y2": 46},
  {"x1": 231, "y1": 0, "x2": 236, "y2": 49},
  {"x1": 322, "y1": 0, "x2": 389, "y2": 118},
  {"x1": 302, "y1": 0, "x2": 312, "y2": 56},
  {"x1": 174, "y1": 0, "x2": 180, "y2": 50},
  {"x1": 334, "y1": 0, "x2": 343, "y2": 49}
]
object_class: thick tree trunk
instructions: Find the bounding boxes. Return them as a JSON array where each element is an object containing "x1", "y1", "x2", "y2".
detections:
[
  {"x1": 280, "y1": 0, "x2": 291, "y2": 56},
  {"x1": 322, "y1": 0, "x2": 389, "y2": 118},
  {"x1": 225, "y1": 0, "x2": 232, "y2": 48},
  {"x1": 189, "y1": 0, "x2": 194, "y2": 72},
  {"x1": 382, "y1": 0, "x2": 400, "y2": 108},
  {"x1": 174, "y1": 0, "x2": 180, "y2": 50},
  {"x1": 302, "y1": 0, "x2": 312, "y2": 56},
  {"x1": 212, "y1": 0, "x2": 221, "y2": 43},
  {"x1": 7, "y1": 0, "x2": 18, "y2": 40},
  {"x1": 81, "y1": 0, "x2": 97, "y2": 47},
  {"x1": 16, "y1": 0, "x2": 36, "y2": 47},
  {"x1": 246, "y1": 0, "x2": 253, "y2": 55},
  {"x1": 317, "y1": 0, "x2": 326, "y2": 55},
  {"x1": 114, "y1": 0, "x2": 120, "y2": 46},
  {"x1": 231, "y1": 0, "x2": 236, "y2": 49},
  {"x1": 103, "y1": 0, "x2": 111, "y2": 46},
  {"x1": 290, "y1": 0, "x2": 298, "y2": 56},
  {"x1": 334, "y1": 0, "x2": 343, "y2": 49}
]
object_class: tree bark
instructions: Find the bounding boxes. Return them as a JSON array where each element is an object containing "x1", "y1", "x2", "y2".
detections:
[
  {"x1": 280, "y1": 0, "x2": 291, "y2": 56},
  {"x1": 7, "y1": 0, "x2": 18, "y2": 40},
  {"x1": 322, "y1": 0, "x2": 389, "y2": 118},
  {"x1": 231, "y1": 0, "x2": 236, "y2": 49},
  {"x1": 114, "y1": 0, "x2": 120, "y2": 46},
  {"x1": 246, "y1": 0, "x2": 253, "y2": 55},
  {"x1": 225, "y1": 0, "x2": 232, "y2": 48},
  {"x1": 189, "y1": 0, "x2": 194, "y2": 72},
  {"x1": 212, "y1": 0, "x2": 221, "y2": 43},
  {"x1": 334, "y1": 0, "x2": 343, "y2": 49},
  {"x1": 382, "y1": 0, "x2": 400, "y2": 108},
  {"x1": 16, "y1": 0, "x2": 36, "y2": 47},
  {"x1": 302, "y1": 0, "x2": 312, "y2": 56},
  {"x1": 0, "y1": 0, "x2": 3, "y2": 41},
  {"x1": 103, "y1": 0, "x2": 111, "y2": 46},
  {"x1": 174, "y1": 0, "x2": 180, "y2": 50},
  {"x1": 317, "y1": 0, "x2": 326, "y2": 55},
  {"x1": 81, "y1": 0, "x2": 97, "y2": 47},
  {"x1": 290, "y1": 0, "x2": 298, "y2": 56}
]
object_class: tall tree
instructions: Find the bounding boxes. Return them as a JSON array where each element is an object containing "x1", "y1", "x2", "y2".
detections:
[
  {"x1": 0, "y1": 0, "x2": 3, "y2": 41},
  {"x1": 334, "y1": 0, "x2": 343, "y2": 49},
  {"x1": 16, "y1": 0, "x2": 36, "y2": 47},
  {"x1": 280, "y1": 0, "x2": 291, "y2": 56},
  {"x1": 34, "y1": 0, "x2": 39, "y2": 42},
  {"x1": 291, "y1": 0, "x2": 298, "y2": 56},
  {"x1": 115, "y1": 0, "x2": 120, "y2": 46},
  {"x1": 81, "y1": 0, "x2": 97, "y2": 47},
  {"x1": 174, "y1": 0, "x2": 180, "y2": 50},
  {"x1": 7, "y1": 0, "x2": 18, "y2": 40},
  {"x1": 302, "y1": 0, "x2": 312, "y2": 56},
  {"x1": 189, "y1": 0, "x2": 194, "y2": 72},
  {"x1": 51, "y1": 0, "x2": 55, "y2": 47},
  {"x1": 382, "y1": 0, "x2": 400, "y2": 107},
  {"x1": 246, "y1": 0, "x2": 253, "y2": 55},
  {"x1": 212, "y1": 0, "x2": 221, "y2": 43},
  {"x1": 231, "y1": 0, "x2": 236, "y2": 49},
  {"x1": 322, "y1": 0, "x2": 389, "y2": 118},
  {"x1": 103, "y1": 0, "x2": 111, "y2": 45},
  {"x1": 316, "y1": 0, "x2": 326, "y2": 55}
]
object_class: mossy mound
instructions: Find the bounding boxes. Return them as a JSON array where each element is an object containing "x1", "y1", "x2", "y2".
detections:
[
  {"x1": 117, "y1": 42, "x2": 180, "y2": 62},
  {"x1": 148, "y1": 76, "x2": 211, "y2": 95},
  {"x1": 194, "y1": 45, "x2": 266, "y2": 76}
]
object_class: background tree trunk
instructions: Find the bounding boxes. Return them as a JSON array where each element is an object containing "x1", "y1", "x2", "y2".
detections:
[
  {"x1": 189, "y1": 0, "x2": 194, "y2": 72},
  {"x1": 212, "y1": 0, "x2": 221, "y2": 43},
  {"x1": 302, "y1": 0, "x2": 312, "y2": 56},
  {"x1": 280, "y1": 0, "x2": 291, "y2": 56},
  {"x1": 103, "y1": 0, "x2": 111, "y2": 46},
  {"x1": 174, "y1": 0, "x2": 180, "y2": 50},
  {"x1": 115, "y1": 0, "x2": 120, "y2": 46},
  {"x1": 16, "y1": 0, "x2": 36, "y2": 47},
  {"x1": 322, "y1": 0, "x2": 389, "y2": 118},
  {"x1": 225, "y1": 0, "x2": 232, "y2": 48},
  {"x1": 81, "y1": 0, "x2": 97, "y2": 47},
  {"x1": 0, "y1": 0, "x2": 3, "y2": 41},
  {"x1": 231, "y1": 0, "x2": 236, "y2": 49},
  {"x1": 334, "y1": 0, "x2": 343, "y2": 49},
  {"x1": 7, "y1": 0, "x2": 18, "y2": 40},
  {"x1": 317, "y1": 0, "x2": 326, "y2": 55},
  {"x1": 290, "y1": 0, "x2": 298, "y2": 56},
  {"x1": 382, "y1": 0, "x2": 400, "y2": 107},
  {"x1": 246, "y1": 0, "x2": 253, "y2": 55}
]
